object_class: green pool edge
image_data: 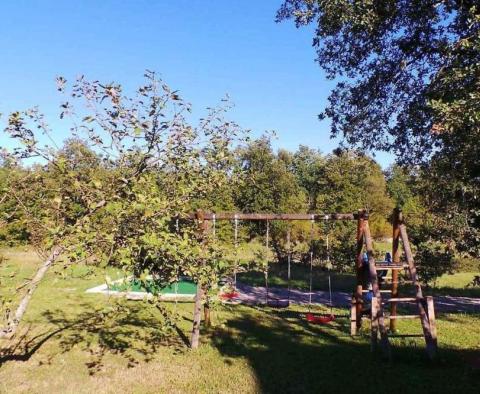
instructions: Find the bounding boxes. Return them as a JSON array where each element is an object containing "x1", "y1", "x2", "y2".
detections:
[{"x1": 109, "y1": 278, "x2": 198, "y2": 295}]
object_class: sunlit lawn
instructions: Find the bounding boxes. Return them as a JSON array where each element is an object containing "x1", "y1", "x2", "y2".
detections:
[
  {"x1": 427, "y1": 272, "x2": 480, "y2": 297},
  {"x1": 0, "y1": 248, "x2": 479, "y2": 393},
  {"x1": 238, "y1": 264, "x2": 356, "y2": 293}
]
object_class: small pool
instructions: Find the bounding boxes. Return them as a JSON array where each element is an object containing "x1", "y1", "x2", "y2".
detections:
[
  {"x1": 86, "y1": 277, "x2": 197, "y2": 301},
  {"x1": 108, "y1": 278, "x2": 197, "y2": 295}
]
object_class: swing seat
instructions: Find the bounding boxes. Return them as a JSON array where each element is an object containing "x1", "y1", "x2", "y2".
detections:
[
  {"x1": 306, "y1": 313, "x2": 335, "y2": 324},
  {"x1": 220, "y1": 291, "x2": 239, "y2": 300},
  {"x1": 267, "y1": 299, "x2": 290, "y2": 308}
]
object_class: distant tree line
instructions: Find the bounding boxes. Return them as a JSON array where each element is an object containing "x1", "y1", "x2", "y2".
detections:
[{"x1": 0, "y1": 128, "x2": 460, "y2": 280}]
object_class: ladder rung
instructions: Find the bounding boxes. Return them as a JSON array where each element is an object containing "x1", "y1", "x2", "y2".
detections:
[
  {"x1": 362, "y1": 314, "x2": 419, "y2": 320},
  {"x1": 375, "y1": 264, "x2": 409, "y2": 270},
  {"x1": 382, "y1": 280, "x2": 413, "y2": 284},
  {"x1": 389, "y1": 334, "x2": 424, "y2": 338},
  {"x1": 386, "y1": 297, "x2": 419, "y2": 302}
]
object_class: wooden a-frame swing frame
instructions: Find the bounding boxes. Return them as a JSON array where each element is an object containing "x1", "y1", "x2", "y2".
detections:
[{"x1": 190, "y1": 208, "x2": 437, "y2": 359}]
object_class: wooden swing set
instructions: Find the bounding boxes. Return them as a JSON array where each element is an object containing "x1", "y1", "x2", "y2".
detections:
[{"x1": 190, "y1": 208, "x2": 438, "y2": 359}]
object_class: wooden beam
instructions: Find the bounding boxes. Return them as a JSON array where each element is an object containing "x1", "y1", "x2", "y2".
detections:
[
  {"x1": 371, "y1": 296, "x2": 379, "y2": 352},
  {"x1": 354, "y1": 210, "x2": 365, "y2": 334},
  {"x1": 190, "y1": 285, "x2": 204, "y2": 349},
  {"x1": 188, "y1": 212, "x2": 358, "y2": 221},
  {"x1": 190, "y1": 210, "x2": 208, "y2": 348},
  {"x1": 203, "y1": 216, "x2": 212, "y2": 329},
  {"x1": 426, "y1": 296, "x2": 438, "y2": 359},
  {"x1": 350, "y1": 295, "x2": 357, "y2": 336},
  {"x1": 399, "y1": 223, "x2": 423, "y2": 298},
  {"x1": 391, "y1": 208, "x2": 401, "y2": 332},
  {"x1": 399, "y1": 222, "x2": 437, "y2": 359},
  {"x1": 364, "y1": 219, "x2": 391, "y2": 358},
  {"x1": 374, "y1": 264, "x2": 408, "y2": 269},
  {"x1": 386, "y1": 297, "x2": 417, "y2": 302}
]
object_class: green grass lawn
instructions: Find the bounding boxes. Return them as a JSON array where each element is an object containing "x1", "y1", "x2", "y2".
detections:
[
  {"x1": 427, "y1": 272, "x2": 480, "y2": 297},
  {"x1": 372, "y1": 240, "x2": 392, "y2": 255},
  {"x1": 0, "y1": 248, "x2": 479, "y2": 393},
  {"x1": 238, "y1": 263, "x2": 356, "y2": 293},
  {"x1": 436, "y1": 272, "x2": 478, "y2": 288},
  {"x1": 236, "y1": 238, "x2": 396, "y2": 293}
]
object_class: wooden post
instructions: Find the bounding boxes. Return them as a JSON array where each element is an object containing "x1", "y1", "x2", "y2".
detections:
[
  {"x1": 399, "y1": 222, "x2": 423, "y2": 299},
  {"x1": 190, "y1": 210, "x2": 208, "y2": 348},
  {"x1": 426, "y1": 296, "x2": 438, "y2": 359},
  {"x1": 399, "y1": 223, "x2": 437, "y2": 359},
  {"x1": 191, "y1": 285, "x2": 204, "y2": 349},
  {"x1": 390, "y1": 208, "x2": 401, "y2": 332},
  {"x1": 203, "y1": 301, "x2": 211, "y2": 328},
  {"x1": 353, "y1": 210, "x2": 365, "y2": 334},
  {"x1": 203, "y1": 215, "x2": 212, "y2": 328},
  {"x1": 350, "y1": 295, "x2": 357, "y2": 336},
  {"x1": 364, "y1": 216, "x2": 391, "y2": 358},
  {"x1": 371, "y1": 296, "x2": 379, "y2": 352}
]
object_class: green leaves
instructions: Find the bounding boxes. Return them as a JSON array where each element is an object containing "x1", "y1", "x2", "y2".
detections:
[
  {"x1": 1, "y1": 72, "x2": 247, "y2": 293},
  {"x1": 279, "y1": 1, "x2": 480, "y2": 259}
]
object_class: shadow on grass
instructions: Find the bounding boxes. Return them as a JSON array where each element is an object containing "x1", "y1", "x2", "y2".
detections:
[
  {"x1": 2, "y1": 300, "x2": 479, "y2": 392},
  {"x1": 0, "y1": 324, "x2": 71, "y2": 366},
  {"x1": 0, "y1": 303, "x2": 191, "y2": 374},
  {"x1": 211, "y1": 306, "x2": 480, "y2": 394}
]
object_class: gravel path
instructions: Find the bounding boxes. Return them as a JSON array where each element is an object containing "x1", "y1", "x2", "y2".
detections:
[{"x1": 234, "y1": 283, "x2": 480, "y2": 313}]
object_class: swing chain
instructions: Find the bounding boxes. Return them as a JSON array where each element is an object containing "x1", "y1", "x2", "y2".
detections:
[
  {"x1": 233, "y1": 214, "x2": 238, "y2": 290},
  {"x1": 309, "y1": 214, "x2": 315, "y2": 308},
  {"x1": 287, "y1": 225, "x2": 291, "y2": 302},
  {"x1": 265, "y1": 220, "x2": 270, "y2": 305},
  {"x1": 325, "y1": 220, "x2": 333, "y2": 314}
]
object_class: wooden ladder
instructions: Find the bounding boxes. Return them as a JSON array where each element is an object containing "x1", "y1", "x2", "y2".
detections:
[{"x1": 350, "y1": 209, "x2": 438, "y2": 360}]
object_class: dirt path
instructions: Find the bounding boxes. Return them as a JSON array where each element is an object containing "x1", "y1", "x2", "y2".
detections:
[{"x1": 235, "y1": 283, "x2": 480, "y2": 313}]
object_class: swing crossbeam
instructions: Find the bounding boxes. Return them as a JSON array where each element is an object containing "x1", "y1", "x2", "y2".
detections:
[
  {"x1": 193, "y1": 210, "x2": 337, "y2": 318},
  {"x1": 190, "y1": 212, "x2": 358, "y2": 221}
]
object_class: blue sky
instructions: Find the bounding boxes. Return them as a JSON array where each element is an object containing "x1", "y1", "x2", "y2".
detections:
[{"x1": 0, "y1": 0, "x2": 394, "y2": 167}]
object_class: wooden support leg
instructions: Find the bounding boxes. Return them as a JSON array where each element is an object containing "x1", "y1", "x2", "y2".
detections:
[
  {"x1": 351, "y1": 295, "x2": 357, "y2": 336},
  {"x1": 364, "y1": 218, "x2": 391, "y2": 359},
  {"x1": 191, "y1": 209, "x2": 209, "y2": 348},
  {"x1": 190, "y1": 285, "x2": 204, "y2": 349},
  {"x1": 204, "y1": 293, "x2": 211, "y2": 328},
  {"x1": 371, "y1": 296, "x2": 379, "y2": 352},
  {"x1": 426, "y1": 296, "x2": 438, "y2": 360},
  {"x1": 416, "y1": 298, "x2": 436, "y2": 360},
  {"x1": 390, "y1": 208, "x2": 401, "y2": 332},
  {"x1": 355, "y1": 212, "x2": 365, "y2": 331}
]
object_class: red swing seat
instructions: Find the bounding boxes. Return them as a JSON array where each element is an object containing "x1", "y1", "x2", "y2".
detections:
[
  {"x1": 220, "y1": 291, "x2": 239, "y2": 300},
  {"x1": 306, "y1": 312, "x2": 335, "y2": 324}
]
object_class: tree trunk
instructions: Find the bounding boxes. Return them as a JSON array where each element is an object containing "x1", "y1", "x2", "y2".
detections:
[
  {"x1": 203, "y1": 293, "x2": 211, "y2": 328},
  {"x1": 190, "y1": 284, "x2": 204, "y2": 349},
  {"x1": 0, "y1": 247, "x2": 62, "y2": 339}
]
